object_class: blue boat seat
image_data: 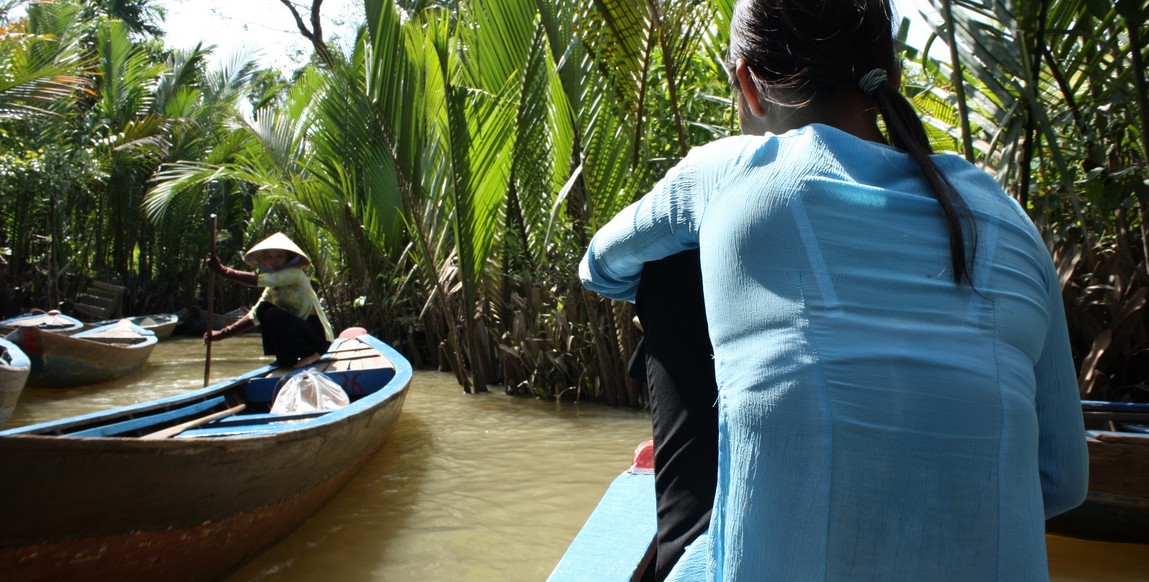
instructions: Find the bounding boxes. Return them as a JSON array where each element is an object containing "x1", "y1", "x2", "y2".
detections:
[
  {"x1": 170, "y1": 410, "x2": 331, "y2": 438},
  {"x1": 68, "y1": 396, "x2": 228, "y2": 437},
  {"x1": 211, "y1": 410, "x2": 330, "y2": 426}
]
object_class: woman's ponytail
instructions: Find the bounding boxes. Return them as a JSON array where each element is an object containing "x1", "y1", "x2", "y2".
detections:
[{"x1": 868, "y1": 75, "x2": 976, "y2": 285}]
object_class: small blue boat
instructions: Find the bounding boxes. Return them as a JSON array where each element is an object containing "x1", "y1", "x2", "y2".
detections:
[
  {"x1": 85, "y1": 313, "x2": 181, "y2": 341},
  {"x1": 5, "y1": 319, "x2": 158, "y2": 388},
  {"x1": 0, "y1": 329, "x2": 411, "y2": 580},
  {"x1": 0, "y1": 310, "x2": 84, "y2": 335}
]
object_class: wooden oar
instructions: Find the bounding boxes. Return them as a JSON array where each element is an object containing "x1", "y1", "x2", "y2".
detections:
[
  {"x1": 204, "y1": 213, "x2": 218, "y2": 387},
  {"x1": 140, "y1": 403, "x2": 246, "y2": 440}
]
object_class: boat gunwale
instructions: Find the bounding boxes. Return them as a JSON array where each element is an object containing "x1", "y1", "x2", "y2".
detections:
[{"x1": 0, "y1": 334, "x2": 413, "y2": 444}]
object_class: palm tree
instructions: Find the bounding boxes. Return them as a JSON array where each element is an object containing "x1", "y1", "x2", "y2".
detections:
[
  {"x1": 0, "y1": 1, "x2": 92, "y2": 309},
  {"x1": 922, "y1": 0, "x2": 1148, "y2": 400}
]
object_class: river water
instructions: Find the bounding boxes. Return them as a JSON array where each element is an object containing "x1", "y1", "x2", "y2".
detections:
[{"x1": 5, "y1": 336, "x2": 1146, "y2": 580}]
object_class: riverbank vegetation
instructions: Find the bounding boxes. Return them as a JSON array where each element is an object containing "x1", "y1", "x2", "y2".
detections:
[{"x1": 1, "y1": 0, "x2": 1145, "y2": 404}]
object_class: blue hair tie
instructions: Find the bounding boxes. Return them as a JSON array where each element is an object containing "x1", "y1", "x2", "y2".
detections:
[{"x1": 858, "y1": 68, "x2": 887, "y2": 96}]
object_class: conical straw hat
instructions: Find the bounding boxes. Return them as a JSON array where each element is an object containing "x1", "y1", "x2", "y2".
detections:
[{"x1": 243, "y1": 233, "x2": 310, "y2": 267}]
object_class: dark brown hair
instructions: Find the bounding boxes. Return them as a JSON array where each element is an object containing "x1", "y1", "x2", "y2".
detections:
[{"x1": 727, "y1": 0, "x2": 975, "y2": 285}]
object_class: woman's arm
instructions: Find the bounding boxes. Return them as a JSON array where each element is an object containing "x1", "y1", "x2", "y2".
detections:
[
  {"x1": 579, "y1": 149, "x2": 716, "y2": 302},
  {"x1": 206, "y1": 253, "x2": 258, "y2": 287}
]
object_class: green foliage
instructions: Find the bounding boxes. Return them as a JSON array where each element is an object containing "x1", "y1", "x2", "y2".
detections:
[
  {"x1": 918, "y1": 0, "x2": 1148, "y2": 401},
  {"x1": 4, "y1": 0, "x2": 1144, "y2": 404}
]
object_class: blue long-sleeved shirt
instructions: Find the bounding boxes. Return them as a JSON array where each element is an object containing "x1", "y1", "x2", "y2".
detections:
[{"x1": 580, "y1": 124, "x2": 1088, "y2": 581}]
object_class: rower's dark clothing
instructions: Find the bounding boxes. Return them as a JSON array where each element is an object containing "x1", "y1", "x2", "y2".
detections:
[
  {"x1": 632, "y1": 250, "x2": 719, "y2": 581},
  {"x1": 255, "y1": 302, "x2": 330, "y2": 366}
]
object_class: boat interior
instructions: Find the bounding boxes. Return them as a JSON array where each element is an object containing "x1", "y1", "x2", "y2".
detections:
[{"x1": 1, "y1": 339, "x2": 397, "y2": 440}]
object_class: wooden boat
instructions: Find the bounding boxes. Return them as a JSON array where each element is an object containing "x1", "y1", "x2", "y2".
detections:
[
  {"x1": 0, "y1": 310, "x2": 84, "y2": 335},
  {"x1": 0, "y1": 329, "x2": 412, "y2": 581},
  {"x1": 174, "y1": 306, "x2": 250, "y2": 336},
  {"x1": 0, "y1": 338, "x2": 31, "y2": 426},
  {"x1": 85, "y1": 313, "x2": 181, "y2": 341},
  {"x1": 5, "y1": 320, "x2": 159, "y2": 388},
  {"x1": 1046, "y1": 400, "x2": 1149, "y2": 543},
  {"x1": 550, "y1": 441, "x2": 657, "y2": 582}
]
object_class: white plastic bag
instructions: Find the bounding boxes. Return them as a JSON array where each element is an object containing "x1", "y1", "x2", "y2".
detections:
[{"x1": 270, "y1": 369, "x2": 350, "y2": 414}]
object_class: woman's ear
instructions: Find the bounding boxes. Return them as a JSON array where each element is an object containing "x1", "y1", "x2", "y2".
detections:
[{"x1": 735, "y1": 59, "x2": 767, "y2": 118}]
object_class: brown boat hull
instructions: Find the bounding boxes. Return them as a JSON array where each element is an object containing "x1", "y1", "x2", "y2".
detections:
[
  {"x1": 1046, "y1": 431, "x2": 1149, "y2": 543},
  {"x1": 0, "y1": 337, "x2": 410, "y2": 581},
  {"x1": 7, "y1": 325, "x2": 157, "y2": 388}
]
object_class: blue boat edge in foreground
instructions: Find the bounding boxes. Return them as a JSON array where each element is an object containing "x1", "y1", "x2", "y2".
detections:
[
  {"x1": 549, "y1": 440, "x2": 657, "y2": 582},
  {"x1": 553, "y1": 400, "x2": 1149, "y2": 582}
]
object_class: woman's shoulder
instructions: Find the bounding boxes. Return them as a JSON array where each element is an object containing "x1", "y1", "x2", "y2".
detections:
[
  {"x1": 260, "y1": 266, "x2": 310, "y2": 285},
  {"x1": 681, "y1": 134, "x2": 784, "y2": 175}
]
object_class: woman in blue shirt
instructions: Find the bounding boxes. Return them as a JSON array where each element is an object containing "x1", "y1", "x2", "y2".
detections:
[{"x1": 579, "y1": 0, "x2": 1088, "y2": 579}]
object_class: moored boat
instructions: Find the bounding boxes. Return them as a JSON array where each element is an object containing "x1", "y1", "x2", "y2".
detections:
[
  {"x1": 1046, "y1": 400, "x2": 1149, "y2": 543},
  {"x1": 174, "y1": 306, "x2": 250, "y2": 336},
  {"x1": 6, "y1": 320, "x2": 159, "y2": 388},
  {"x1": 0, "y1": 310, "x2": 84, "y2": 335},
  {"x1": 0, "y1": 329, "x2": 412, "y2": 581},
  {"x1": 550, "y1": 441, "x2": 657, "y2": 582},
  {"x1": 85, "y1": 313, "x2": 181, "y2": 341},
  {"x1": 0, "y1": 338, "x2": 31, "y2": 426}
]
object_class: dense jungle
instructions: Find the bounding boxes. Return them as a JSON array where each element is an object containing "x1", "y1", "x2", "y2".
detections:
[{"x1": 1, "y1": 0, "x2": 1146, "y2": 405}]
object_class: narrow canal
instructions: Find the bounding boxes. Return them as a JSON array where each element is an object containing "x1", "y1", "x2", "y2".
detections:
[{"x1": 6, "y1": 336, "x2": 1147, "y2": 580}]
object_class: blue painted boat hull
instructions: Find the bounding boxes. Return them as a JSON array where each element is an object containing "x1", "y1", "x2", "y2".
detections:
[
  {"x1": 0, "y1": 332, "x2": 412, "y2": 581},
  {"x1": 6, "y1": 321, "x2": 158, "y2": 388},
  {"x1": 0, "y1": 311, "x2": 84, "y2": 335}
]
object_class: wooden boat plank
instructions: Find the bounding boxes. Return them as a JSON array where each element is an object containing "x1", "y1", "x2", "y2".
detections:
[
  {"x1": 176, "y1": 424, "x2": 293, "y2": 438},
  {"x1": 1047, "y1": 406, "x2": 1149, "y2": 543},
  {"x1": 141, "y1": 404, "x2": 247, "y2": 440},
  {"x1": 211, "y1": 410, "x2": 329, "y2": 427},
  {"x1": 69, "y1": 396, "x2": 228, "y2": 437},
  {"x1": 5, "y1": 370, "x2": 268, "y2": 436},
  {"x1": 1088, "y1": 430, "x2": 1149, "y2": 446}
]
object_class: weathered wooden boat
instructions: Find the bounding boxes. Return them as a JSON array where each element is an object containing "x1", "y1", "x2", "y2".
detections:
[
  {"x1": 1046, "y1": 400, "x2": 1149, "y2": 543},
  {"x1": 5, "y1": 319, "x2": 159, "y2": 388},
  {"x1": 85, "y1": 313, "x2": 181, "y2": 341},
  {"x1": 0, "y1": 337, "x2": 31, "y2": 426},
  {"x1": 550, "y1": 440, "x2": 657, "y2": 582},
  {"x1": 0, "y1": 310, "x2": 84, "y2": 335},
  {"x1": 0, "y1": 329, "x2": 412, "y2": 581},
  {"x1": 174, "y1": 306, "x2": 250, "y2": 336}
]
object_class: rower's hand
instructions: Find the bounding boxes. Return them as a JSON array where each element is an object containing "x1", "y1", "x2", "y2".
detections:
[{"x1": 205, "y1": 252, "x2": 224, "y2": 274}]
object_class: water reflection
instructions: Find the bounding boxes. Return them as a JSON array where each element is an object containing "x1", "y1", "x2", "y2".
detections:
[{"x1": 6, "y1": 337, "x2": 1146, "y2": 580}]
